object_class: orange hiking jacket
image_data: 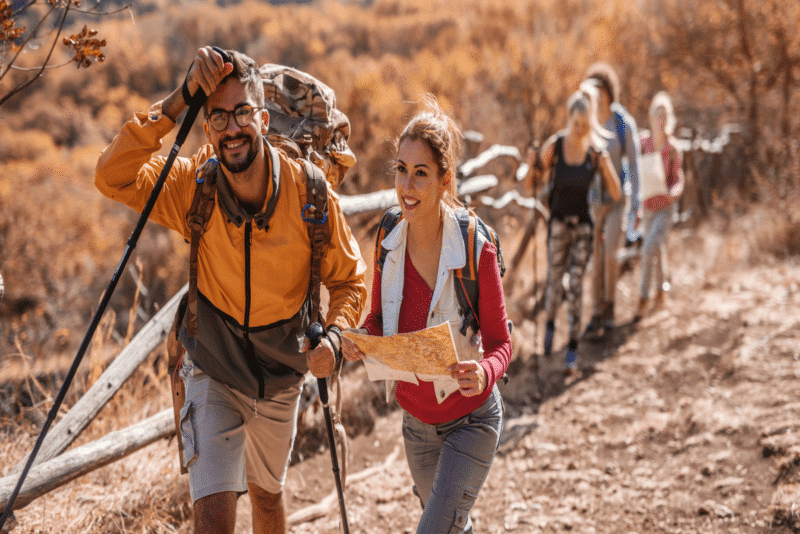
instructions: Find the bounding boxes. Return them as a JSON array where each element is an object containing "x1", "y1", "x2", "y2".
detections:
[{"x1": 95, "y1": 101, "x2": 367, "y2": 334}]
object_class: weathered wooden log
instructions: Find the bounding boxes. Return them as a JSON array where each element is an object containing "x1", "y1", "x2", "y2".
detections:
[
  {"x1": 338, "y1": 175, "x2": 498, "y2": 215},
  {"x1": 0, "y1": 410, "x2": 174, "y2": 512},
  {"x1": 459, "y1": 144, "x2": 521, "y2": 177},
  {"x1": 478, "y1": 190, "x2": 548, "y2": 213},
  {"x1": 8, "y1": 285, "x2": 187, "y2": 477},
  {"x1": 459, "y1": 174, "x2": 499, "y2": 196},
  {"x1": 339, "y1": 188, "x2": 397, "y2": 216},
  {"x1": 287, "y1": 445, "x2": 401, "y2": 526}
]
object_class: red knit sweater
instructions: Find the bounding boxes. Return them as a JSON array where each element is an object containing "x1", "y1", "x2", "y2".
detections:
[{"x1": 362, "y1": 242, "x2": 512, "y2": 424}]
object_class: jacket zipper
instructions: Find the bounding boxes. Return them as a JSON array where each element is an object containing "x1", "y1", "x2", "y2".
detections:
[{"x1": 243, "y1": 219, "x2": 264, "y2": 398}]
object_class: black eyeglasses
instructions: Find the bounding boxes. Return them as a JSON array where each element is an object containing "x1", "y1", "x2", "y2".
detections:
[{"x1": 206, "y1": 105, "x2": 261, "y2": 132}]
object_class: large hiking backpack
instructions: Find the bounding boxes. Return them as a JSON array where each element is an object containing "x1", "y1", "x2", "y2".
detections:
[
  {"x1": 260, "y1": 64, "x2": 356, "y2": 191},
  {"x1": 374, "y1": 206, "x2": 506, "y2": 336}
]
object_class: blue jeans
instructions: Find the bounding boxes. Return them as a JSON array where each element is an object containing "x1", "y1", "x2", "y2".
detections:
[
  {"x1": 402, "y1": 386, "x2": 504, "y2": 534},
  {"x1": 639, "y1": 207, "x2": 672, "y2": 299}
]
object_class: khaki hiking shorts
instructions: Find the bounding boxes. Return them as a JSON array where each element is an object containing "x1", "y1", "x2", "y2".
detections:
[{"x1": 179, "y1": 355, "x2": 301, "y2": 502}]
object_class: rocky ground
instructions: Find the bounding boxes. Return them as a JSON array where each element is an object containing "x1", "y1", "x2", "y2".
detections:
[{"x1": 273, "y1": 215, "x2": 800, "y2": 534}]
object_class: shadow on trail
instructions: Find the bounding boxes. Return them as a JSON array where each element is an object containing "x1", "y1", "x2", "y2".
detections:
[{"x1": 498, "y1": 316, "x2": 641, "y2": 424}]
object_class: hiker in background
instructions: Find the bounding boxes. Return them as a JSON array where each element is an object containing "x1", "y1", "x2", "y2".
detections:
[
  {"x1": 525, "y1": 86, "x2": 621, "y2": 373},
  {"x1": 95, "y1": 46, "x2": 367, "y2": 534},
  {"x1": 581, "y1": 62, "x2": 642, "y2": 338},
  {"x1": 341, "y1": 96, "x2": 511, "y2": 534},
  {"x1": 634, "y1": 91, "x2": 684, "y2": 321}
]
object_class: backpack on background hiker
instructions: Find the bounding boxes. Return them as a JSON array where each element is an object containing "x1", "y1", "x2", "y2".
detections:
[
  {"x1": 374, "y1": 205, "x2": 509, "y2": 339},
  {"x1": 166, "y1": 63, "x2": 356, "y2": 474}
]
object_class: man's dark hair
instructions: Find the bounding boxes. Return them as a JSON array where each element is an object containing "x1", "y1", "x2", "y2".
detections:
[
  {"x1": 584, "y1": 62, "x2": 620, "y2": 103},
  {"x1": 204, "y1": 49, "x2": 264, "y2": 113}
]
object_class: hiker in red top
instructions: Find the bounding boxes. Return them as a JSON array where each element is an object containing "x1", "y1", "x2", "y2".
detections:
[
  {"x1": 341, "y1": 95, "x2": 511, "y2": 533},
  {"x1": 634, "y1": 91, "x2": 685, "y2": 320}
]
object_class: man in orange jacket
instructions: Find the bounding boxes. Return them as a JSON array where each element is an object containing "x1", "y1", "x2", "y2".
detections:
[{"x1": 96, "y1": 47, "x2": 367, "y2": 534}]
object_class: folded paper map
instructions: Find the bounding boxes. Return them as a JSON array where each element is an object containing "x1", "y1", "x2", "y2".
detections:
[{"x1": 342, "y1": 322, "x2": 459, "y2": 382}]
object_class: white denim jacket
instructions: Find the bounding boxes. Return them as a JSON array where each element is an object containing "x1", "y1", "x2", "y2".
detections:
[{"x1": 377, "y1": 204, "x2": 485, "y2": 403}]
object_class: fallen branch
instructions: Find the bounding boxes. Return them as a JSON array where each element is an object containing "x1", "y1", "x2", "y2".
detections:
[
  {"x1": 0, "y1": 410, "x2": 174, "y2": 512},
  {"x1": 8, "y1": 285, "x2": 187, "y2": 477},
  {"x1": 287, "y1": 445, "x2": 402, "y2": 526},
  {"x1": 339, "y1": 175, "x2": 498, "y2": 215},
  {"x1": 459, "y1": 144, "x2": 521, "y2": 177}
]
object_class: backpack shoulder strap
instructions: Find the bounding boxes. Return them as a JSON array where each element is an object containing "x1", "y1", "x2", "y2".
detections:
[
  {"x1": 184, "y1": 157, "x2": 219, "y2": 342},
  {"x1": 301, "y1": 159, "x2": 330, "y2": 325},
  {"x1": 553, "y1": 135, "x2": 563, "y2": 167},
  {"x1": 452, "y1": 209, "x2": 506, "y2": 336},
  {"x1": 300, "y1": 157, "x2": 349, "y2": 481},
  {"x1": 477, "y1": 216, "x2": 505, "y2": 277},
  {"x1": 454, "y1": 209, "x2": 480, "y2": 335},
  {"x1": 589, "y1": 146, "x2": 600, "y2": 171},
  {"x1": 374, "y1": 206, "x2": 403, "y2": 274}
]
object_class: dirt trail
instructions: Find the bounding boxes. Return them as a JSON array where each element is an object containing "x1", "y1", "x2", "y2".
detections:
[{"x1": 275, "y1": 218, "x2": 800, "y2": 533}]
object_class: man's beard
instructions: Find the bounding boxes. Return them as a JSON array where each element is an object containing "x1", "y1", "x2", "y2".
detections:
[{"x1": 217, "y1": 133, "x2": 259, "y2": 174}]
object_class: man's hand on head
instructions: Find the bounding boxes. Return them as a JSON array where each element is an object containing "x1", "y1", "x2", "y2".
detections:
[
  {"x1": 186, "y1": 46, "x2": 234, "y2": 102},
  {"x1": 163, "y1": 46, "x2": 233, "y2": 122}
]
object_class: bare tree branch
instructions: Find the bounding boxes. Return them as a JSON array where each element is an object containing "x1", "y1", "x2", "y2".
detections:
[
  {"x1": 0, "y1": 1, "x2": 70, "y2": 106},
  {"x1": 0, "y1": 1, "x2": 59, "y2": 81}
]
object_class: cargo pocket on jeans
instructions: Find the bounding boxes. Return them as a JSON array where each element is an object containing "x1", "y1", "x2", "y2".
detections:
[
  {"x1": 447, "y1": 487, "x2": 477, "y2": 534},
  {"x1": 179, "y1": 401, "x2": 198, "y2": 469},
  {"x1": 449, "y1": 506, "x2": 470, "y2": 533}
]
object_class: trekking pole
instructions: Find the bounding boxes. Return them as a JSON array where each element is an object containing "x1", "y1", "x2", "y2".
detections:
[
  {"x1": 0, "y1": 47, "x2": 229, "y2": 531},
  {"x1": 305, "y1": 322, "x2": 350, "y2": 534}
]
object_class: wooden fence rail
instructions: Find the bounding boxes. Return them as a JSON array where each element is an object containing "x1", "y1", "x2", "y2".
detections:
[
  {"x1": 0, "y1": 410, "x2": 173, "y2": 511},
  {"x1": 6, "y1": 286, "x2": 186, "y2": 480}
]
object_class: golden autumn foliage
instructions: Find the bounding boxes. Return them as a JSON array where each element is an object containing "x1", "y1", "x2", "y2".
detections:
[{"x1": 1, "y1": 0, "x2": 798, "y2": 377}]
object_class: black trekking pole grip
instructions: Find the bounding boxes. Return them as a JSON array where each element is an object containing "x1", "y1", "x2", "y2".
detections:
[
  {"x1": 0, "y1": 47, "x2": 231, "y2": 532},
  {"x1": 305, "y1": 322, "x2": 350, "y2": 534}
]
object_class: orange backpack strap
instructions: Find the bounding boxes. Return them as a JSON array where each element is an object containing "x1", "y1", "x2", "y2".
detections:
[
  {"x1": 454, "y1": 209, "x2": 480, "y2": 335},
  {"x1": 374, "y1": 206, "x2": 403, "y2": 274},
  {"x1": 184, "y1": 158, "x2": 219, "y2": 345},
  {"x1": 453, "y1": 208, "x2": 506, "y2": 335}
]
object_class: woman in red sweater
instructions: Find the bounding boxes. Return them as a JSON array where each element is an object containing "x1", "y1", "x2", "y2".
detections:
[
  {"x1": 342, "y1": 96, "x2": 511, "y2": 533},
  {"x1": 635, "y1": 91, "x2": 685, "y2": 320}
]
